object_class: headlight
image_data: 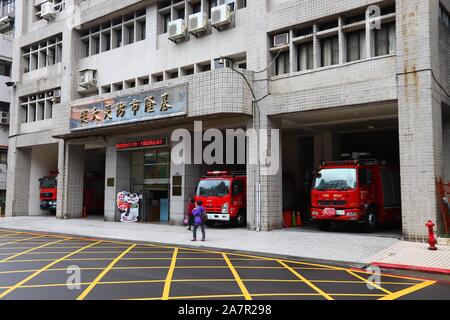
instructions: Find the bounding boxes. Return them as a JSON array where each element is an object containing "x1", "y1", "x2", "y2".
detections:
[{"x1": 222, "y1": 203, "x2": 229, "y2": 214}]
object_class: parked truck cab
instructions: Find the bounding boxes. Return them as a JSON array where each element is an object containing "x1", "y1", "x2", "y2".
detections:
[
  {"x1": 39, "y1": 171, "x2": 58, "y2": 214},
  {"x1": 310, "y1": 160, "x2": 401, "y2": 232},
  {"x1": 194, "y1": 171, "x2": 247, "y2": 227}
]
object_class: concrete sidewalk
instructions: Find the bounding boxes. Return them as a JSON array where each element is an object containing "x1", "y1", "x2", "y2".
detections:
[{"x1": 0, "y1": 216, "x2": 448, "y2": 273}]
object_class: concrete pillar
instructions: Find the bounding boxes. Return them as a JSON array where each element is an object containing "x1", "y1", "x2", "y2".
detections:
[
  {"x1": 170, "y1": 145, "x2": 186, "y2": 225},
  {"x1": 5, "y1": 142, "x2": 31, "y2": 217},
  {"x1": 62, "y1": 144, "x2": 85, "y2": 219},
  {"x1": 104, "y1": 142, "x2": 117, "y2": 221},
  {"x1": 397, "y1": 0, "x2": 444, "y2": 240},
  {"x1": 259, "y1": 117, "x2": 283, "y2": 231},
  {"x1": 313, "y1": 24, "x2": 320, "y2": 69},
  {"x1": 338, "y1": 16, "x2": 346, "y2": 64}
]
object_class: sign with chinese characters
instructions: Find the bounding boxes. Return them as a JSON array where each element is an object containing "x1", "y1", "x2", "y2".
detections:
[{"x1": 70, "y1": 84, "x2": 187, "y2": 131}]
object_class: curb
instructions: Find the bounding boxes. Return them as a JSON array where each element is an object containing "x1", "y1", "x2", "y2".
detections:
[{"x1": 370, "y1": 262, "x2": 450, "y2": 276}]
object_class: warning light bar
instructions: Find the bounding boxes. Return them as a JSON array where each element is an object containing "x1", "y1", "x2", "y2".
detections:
[{"x1": 206, "y1": 171, "x2": 229, "y2": 176}]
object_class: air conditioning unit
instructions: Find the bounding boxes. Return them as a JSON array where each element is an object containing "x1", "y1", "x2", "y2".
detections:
[
  {"x1": 273, "y1": 33, "x2": 289, "y2": 47},
  {"x1": 211, "y1": 4, "x2": 232, "y2": 30},
  {"x1": 0, "y1": 15, "x2": 14, "y2": 33},
  {"x1": 51, "y1": 93, "x2": 61, "y2": 104},
  {"x1": 168, "y1": 19, "x2": 187, "y2": 42},
  {"x1": 214, "y1": 57, "x2": 233, "y2": 69},
  {"x1": 188, "y1": 12, "x2": 208, "y2": 36},
  {"x1": 0, "y1": 112, "x2": 9, "y2": 125},
  {"x1": 79, "y1": 69, "x2": 97, "y2": 89},
  {"x1": 40, "y1": 1, "x2": 56, "y2": 21}
]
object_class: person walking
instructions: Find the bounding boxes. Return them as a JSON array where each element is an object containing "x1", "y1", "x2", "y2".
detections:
[
  {"x1": 191, "y1": 200, "x2": 206, "y2": 241},
  {"x1": 186, "y1": 198, "x2": 195, "y2": 231}
]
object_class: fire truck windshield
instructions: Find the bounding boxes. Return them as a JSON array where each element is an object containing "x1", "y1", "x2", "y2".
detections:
[
  {"x1": 197, "y1": 179, "x2": 230, "y2": 197},
  {"x1": 39, "y1": 177, "x2": 57, "y2": 188},
  {"x1": 313, "y1": 168, "x2": 357, "y2": 191}
]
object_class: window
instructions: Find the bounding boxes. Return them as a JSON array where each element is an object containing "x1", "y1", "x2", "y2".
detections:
[
  {"x1": 232, "y1": 180, "x2": 244, "y2": 196},
  {"x1": 0, "y1": 60, "x2": 11, "y2": 77},
  {"x1": 358, "y1": 169, "x2": 373, "y2": 187},
  {"x1": 0, "y1": 150, "x2": 7, "y2": 165},
  {"x1": 321, "y1": 36, "x2": 339, "y2": 67},
  {"x1": 163, "y1": 13, "x2": 170, "y2": 33},
  {"x1": 374, "y1": 22, "x2": 396, "y2": 56},
  {"x1": 80, "y1": 9, "x2": 146, "y2": 57},
  {"x1": 144, "y1": 149, "x2": 170, "y2": 179},
  {"x1": 275, "y1": 51, "x2": 289, "y2": 75},
  {"x1": 192, "y1": 2, "x2": 201, "y2": 14},
  {"x1": 22, "y1": 34, "x2": 62, "y2": 73},
  {"x1": 439, "y1": 4, "x2": 450, "y2": 29},
  {"x1": 346, "y1": 30, "x2": 366, "y2": 62},
  {"x1": 314, "y1": 168, "x2": 357, "y2": 191},
  {"x1": 19, "y1": 88, "x2": 60, "y2": 123},
  {"x1": 297, "y1": 42, "x2": 313, "y2": 71},
  {"x1": 177, "y1": 8, "x2": 185, "y2": 19}
]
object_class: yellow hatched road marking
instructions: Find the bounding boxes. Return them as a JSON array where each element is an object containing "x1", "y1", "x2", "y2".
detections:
[
  {"x1": 346, "y1": 269, "x2": 392, "y2": 294},
  {"x1": 0, "y1": 240, "x2": 102, "y2": 299},
  {"x1": 378, "y1": 280, "x2": 436, "y2": 300},
  {"x1": 278, "y1": 260, "x2": 334, "y2": 300},
  {"x1": 0, "y1": 235, "x2": 46, "y2": 247},
  {"x1": 222, "y1": 253, "x2": 252, "y2": 300},
  {"x1": 162, "y1": 248, "x2": 178, "y2": 300},
  {"x1": 0, "y1": 238, "x2": 71, "y2": 263},
  {"x1": 77, "y1": 243, "x2": 137, "y2": 300}
]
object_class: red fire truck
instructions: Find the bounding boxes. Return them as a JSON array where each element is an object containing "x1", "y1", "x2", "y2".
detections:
[
  {"x1": 310, "y1": 160, "x2": 401, "y2": 232},
  {"x1": 194, "y1": 171, "x2": 247, "y2": 227},
  {"x1": 39, "y1": 171, "x2": 58, "y2": 214}
]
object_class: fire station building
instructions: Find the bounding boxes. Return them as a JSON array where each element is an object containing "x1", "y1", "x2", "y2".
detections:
[{"x1": 5, "y1": 0, "x2": 450, "y2": 242}]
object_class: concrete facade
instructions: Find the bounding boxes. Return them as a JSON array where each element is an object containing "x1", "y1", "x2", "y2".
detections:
[
  {"x1": 5, "y1": 0, "x2": 450, "y2": 241},
  {"x1": 0, "y1": 0, "x2": 14, "y2": 214}
]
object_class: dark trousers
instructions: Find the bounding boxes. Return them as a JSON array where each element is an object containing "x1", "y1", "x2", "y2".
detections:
[
  {"x1": 188, "y1": 215, "x2": 194, "y2": 229},
  {"x1": 193, "y1": 223, "x2": 205, "y2": 240}
]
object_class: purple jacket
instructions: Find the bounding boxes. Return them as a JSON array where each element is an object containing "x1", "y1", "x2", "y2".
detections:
[{"x1": 192, "y1": 206, "x2": 205, "y2": 225}]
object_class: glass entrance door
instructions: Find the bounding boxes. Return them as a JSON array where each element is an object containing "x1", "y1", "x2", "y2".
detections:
[{"x1": 143, "y1": 185, "x2": 169, "y2": 222}]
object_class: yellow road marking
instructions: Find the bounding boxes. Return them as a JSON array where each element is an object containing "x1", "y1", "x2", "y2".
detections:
[
  {"x1": 222, "y1": 253, "x2": 252, "y2": 300},
  {"x1": 350, "y1": 268, "x2": 430, "y2": 282},
  {"x1": 162, "y1": 248, "x2": 178, "y2": 300},
  {"x1": 0, "y1": 241, "x2": 102, "y2": 299},
  {"x1": 0, "y1": 238, "x2": 71, "y2": 263},
  {"x1": 0, "y1": 234, "x2": 24, "y2": 239},
  {"x1": 346, "y1": 269, "x2": 392, "y2": 295},
  {"x1": 378, "y1": 280, "x2": 436, "y2": 300},
  {"x1": 77, "y1": 244, "x2": 137, "y2": 300},
  {"x1": 0, "y1": 235, "x2": 46, "y2": 247},
  {"x1": 278, "y1": 260, "x2": 334, "y2": 300}
]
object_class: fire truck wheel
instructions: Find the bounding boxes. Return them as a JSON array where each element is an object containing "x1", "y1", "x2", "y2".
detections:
[
  {"x1": 234, "y1": 211, "x2": 246, "y2": 227},
  {"x1": 317, "y1": 221, "x2": 332, "y2": 231},
  {"x1": 363, "y1": 208, "x2": 378, "y2": 232}
]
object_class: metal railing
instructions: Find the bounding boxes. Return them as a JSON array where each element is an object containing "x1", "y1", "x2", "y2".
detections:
[{"x1": 0, "y1": 0, "x2": 14, "y2": 18}]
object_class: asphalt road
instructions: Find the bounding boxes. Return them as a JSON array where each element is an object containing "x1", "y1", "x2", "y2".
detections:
[{"x1": 0, "y1": 228, "x2": 448, "y2": 300}]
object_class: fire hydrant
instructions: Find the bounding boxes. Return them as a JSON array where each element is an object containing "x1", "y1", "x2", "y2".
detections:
[{"x1": 426, "y1": 220, "x2": 437, "y2": 251}]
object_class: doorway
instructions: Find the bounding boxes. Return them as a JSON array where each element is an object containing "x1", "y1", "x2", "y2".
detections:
[{"x1": 143, "y1": 185, "x2": 169, "y2": 222}]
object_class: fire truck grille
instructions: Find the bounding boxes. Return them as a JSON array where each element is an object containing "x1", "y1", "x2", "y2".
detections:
[
  {"x1": 318, "y1": 200, "x2": 347, "y2": 206},
  {"x1": 206, "y1": 206, "x2": 221, "y2": 213}
]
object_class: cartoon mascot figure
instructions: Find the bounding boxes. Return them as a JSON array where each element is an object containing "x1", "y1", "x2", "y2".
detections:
[{"x1": 117, "y1": 191, "x2": 140, "y2": 222}]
